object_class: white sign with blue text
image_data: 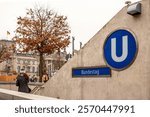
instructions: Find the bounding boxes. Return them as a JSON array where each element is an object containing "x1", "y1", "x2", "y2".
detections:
[{"x1": 103, "y1": 29, "x2": 138, "y2": 70}]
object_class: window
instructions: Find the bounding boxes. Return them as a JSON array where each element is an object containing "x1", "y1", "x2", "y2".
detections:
[
  {"x1": 35, "y1": 61, "x2": 37, "y2": 65},
  {"x1": 17, "y1": 59, "x2": 20, "y2": 64},
  {"x1": 20, "y1": 60, "x2": 23, "y2": 64},
  {"x1": 32, "y1": 67, "x2": 35, "y2": 73},
  {"x1": 6, "y1": 59, "x2": 11, "y2": 64},
  {"x1": 26, "y1": 66, "x2": 30, "y2": 73},
  {"x1": 17, "y1": 66, "x2": 20, "y2": 72},
  {"x1": 22, "y1": 66, "x2": 25, "y2": 70},
  {"x1": 27, "y1": 60, "x2": 30, "y2": 64},
  {"x1": 30, "y1": 61, "x2": 33, "y2": 65}
]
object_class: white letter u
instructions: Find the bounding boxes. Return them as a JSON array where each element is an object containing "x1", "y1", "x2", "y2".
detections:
[{"x1": 111, "y1": 36, "x2": 128, "y2": 62}]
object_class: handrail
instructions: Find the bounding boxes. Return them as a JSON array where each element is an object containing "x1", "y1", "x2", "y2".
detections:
[
  {"x1": 0, "y1": 81, "x2": 45, "y2": 93},
  {"x1": 0, "y1": 88, "x2": 57, "y2": 100},
  {"x1": 0, "y1": 81, "x2": 44, "y2": 86},
  {"x1": 30, "y1": 86, "x2": 45, "y2": 94}
]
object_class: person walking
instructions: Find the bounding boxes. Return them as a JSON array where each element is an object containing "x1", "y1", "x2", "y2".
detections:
[
  {"x1": 16, "y1": 69, "x2": 31, "y2": 93},
  {"x1": 42, "y1": 73, "x2": 49, "y2": 83}
]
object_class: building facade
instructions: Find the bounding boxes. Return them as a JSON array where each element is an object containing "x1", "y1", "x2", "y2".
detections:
[{"x1": 0, "y1": 40, "x2": 68, "y2": 79}]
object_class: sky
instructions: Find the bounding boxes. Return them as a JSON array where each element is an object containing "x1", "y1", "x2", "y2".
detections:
[{"x1": 0, "y1": 0, "x2": 139, "y2": 52}]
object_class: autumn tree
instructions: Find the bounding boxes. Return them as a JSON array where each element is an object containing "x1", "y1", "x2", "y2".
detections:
[
  {"x1": 0, "y1": 42, "x2": 13, "y2": 63},
  {"x1": 13, "y1": 7, "x2": 70, "y2": 82}
]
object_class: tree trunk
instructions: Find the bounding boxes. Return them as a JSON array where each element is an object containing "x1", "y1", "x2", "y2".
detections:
[
  {"x1": 58, "y1": 50, "x2": 61, "y2": 69},
  {"x1": 39, "y1": 53, "x2": 44, "y2": 82}
]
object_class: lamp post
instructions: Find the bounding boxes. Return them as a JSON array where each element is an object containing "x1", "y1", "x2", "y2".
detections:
[
  {"x1": 80, "y1": 42, "x2": 82, "y2": 49},
  {"x1": 0, "y1": 44, "x2": 2, "y2": 63},
  {"x1": 72, "y1": 36, "x2": 75, "y2": 56}
]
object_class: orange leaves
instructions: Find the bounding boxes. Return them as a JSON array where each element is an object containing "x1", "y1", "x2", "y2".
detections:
[
  {"x1": 14, "y1": 7, "x2": 70, "y2": 54},
  {"x1": 0, "y1": 42, "x2": 13, "y2": 63}
]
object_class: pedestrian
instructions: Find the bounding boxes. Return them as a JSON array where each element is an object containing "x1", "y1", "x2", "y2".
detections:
[
  {"x1": 42, "y1": 73, "x2": 49, "y2": 83},
  {"x1": 16, "y1": 69, "x2": 31, "y2": 93}
]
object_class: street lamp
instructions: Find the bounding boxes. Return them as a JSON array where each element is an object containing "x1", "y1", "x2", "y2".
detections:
[
  {"x1": 0, "y1": 45, "x2": 2, "y2": 63},
  {"x1": 72, "y1": 36, "x2": 75, "y2": 56}
]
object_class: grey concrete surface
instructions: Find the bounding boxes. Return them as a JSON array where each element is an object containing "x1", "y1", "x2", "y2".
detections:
[{"x1": 35, "y1": 0, "x2": 150, "y2": 99}]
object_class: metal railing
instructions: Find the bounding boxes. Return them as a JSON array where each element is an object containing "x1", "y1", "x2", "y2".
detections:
[
  {"x1": 0, "y1": 81, "x2": 44, "y2": 93},
  {"x1": 0, "y1": 81, "x2": 44, "y2": 86},
  {"x1": 0, "y1": 88, "x2": 57, "y2": 100}
]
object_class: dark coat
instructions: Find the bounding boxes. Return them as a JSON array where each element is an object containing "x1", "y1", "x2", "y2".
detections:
[{"x1": 16, "y1": 73, "x2": 30, "y2": 93}]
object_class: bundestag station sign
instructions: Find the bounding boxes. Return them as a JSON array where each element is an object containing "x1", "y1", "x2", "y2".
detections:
[
  {"x1": 72, "y1": 67, "x2": 111, "y2": 78},
  {"x1": 72, "y1": 29, "x2": 138, "y2": 77}
]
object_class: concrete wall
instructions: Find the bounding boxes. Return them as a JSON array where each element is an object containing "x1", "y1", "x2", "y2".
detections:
[
  {"x1": 0, "y1": 84, "x2": 18, "y2": 91},
  {"x1": 36, "y1": 0, "x2": 150, "y2": 99}
]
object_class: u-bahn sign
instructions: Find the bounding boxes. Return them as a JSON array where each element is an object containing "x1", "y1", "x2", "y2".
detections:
[
  {"x1": 72, "y1": 67, "x2": 111, "y2": 77},
  {"x1": 103, "y1": 29, "x2": 138, "y2": 70}
]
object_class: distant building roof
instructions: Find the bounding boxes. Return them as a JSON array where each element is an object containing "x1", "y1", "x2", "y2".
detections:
[{"x1": 0, "y1": 39, "x2": 13, "y2": 42}]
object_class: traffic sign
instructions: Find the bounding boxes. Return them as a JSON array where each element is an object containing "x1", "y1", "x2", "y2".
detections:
[{"x1": 103, "y1": 29, "x2": 138, "y2": 70}]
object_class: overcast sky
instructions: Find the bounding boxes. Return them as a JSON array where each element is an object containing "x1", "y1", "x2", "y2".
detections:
[{"x1": 0, "y1": 0, "x2": 138, "y2": 52}]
